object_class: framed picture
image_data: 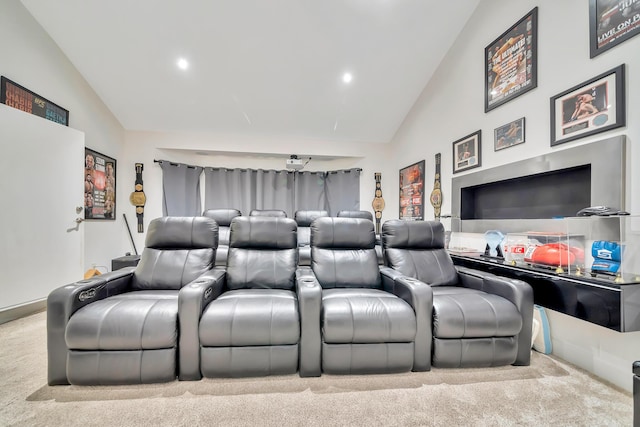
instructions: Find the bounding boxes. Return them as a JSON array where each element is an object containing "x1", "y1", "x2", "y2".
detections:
[
  {"x1": 452, "y1": 130, "x2": 481, "y2": 174},
  {"x1": 550, "y1": 64, "x2": 625, "y2": 146},
  {"x1": 399, "y1": 160, "x2": 425, "y2": 221},
  {"x1": 1, "y1": 76, "x2": 69, "y2": 126},
  {"x1": 494, "y1": 117, "x2": 525, "y2": 151},
  {"x1": 589, "y1": 0, "x2": 640, "y2": 58},
  {"x1": 85, "y1": 148, "x2": 117, "y2": 220},
  {"x1": 485, "y1": 7, "x2": 538, "y2": 112}
]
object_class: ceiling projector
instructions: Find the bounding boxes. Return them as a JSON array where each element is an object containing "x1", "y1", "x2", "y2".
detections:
[{"x1": 286, "y1": 155, "x2": 304, "y2": 170}]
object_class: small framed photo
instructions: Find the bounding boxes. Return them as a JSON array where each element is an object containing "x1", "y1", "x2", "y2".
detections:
[
  {"x1": 452, "y1": 130, "x2": 481, "y2": 174},
  {"x1": 485, "y1": 7, "x2": 538, "y2": 112},
  {"x1": 399, "y1": 160, "x2": 425, "y2": 221},
  {"x1": 589, "y1": 0, "x2": 640, "y2": 58},
  {"x1": 550, "y1": 64, "x2": 625, "y2": 147},
  {"x1": 494, "y1": 117, "x2": 525, "y2": 151}
]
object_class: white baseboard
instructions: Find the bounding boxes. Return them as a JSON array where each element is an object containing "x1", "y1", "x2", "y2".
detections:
[{"x1": 0, "y1": 299, "x2": 46, "y2": 325}]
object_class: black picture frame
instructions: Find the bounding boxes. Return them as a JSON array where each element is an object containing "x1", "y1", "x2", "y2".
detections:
[
  {"x1": 0, "y1": 76, "x2": 69, "y2": 126},
  {"x1": 589, "y1": 0, "x2": 640, "y2": 58},
  {"x1": 494, "y1": 117, "x2": 526, "y2": 151},
  {"x1": 485, "y1": 7, "x2": 538, "y2": 112},
  {"x1": 452, "y1": 130, "x2": 482, "y2": 174},
  {"x1": 85, "y1": 148, "x2": 117, "y2": 220},
  {"x1": 550, "y1": 64, "x2": 625, "y2": 147},
  {"x1": 399, "y1": 160, "x2": 425, "y2": 221}
]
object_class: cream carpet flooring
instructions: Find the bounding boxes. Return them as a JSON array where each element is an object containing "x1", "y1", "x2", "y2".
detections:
[{"x1": 0, "y1": 311, "x2": 633, "y2": 426}]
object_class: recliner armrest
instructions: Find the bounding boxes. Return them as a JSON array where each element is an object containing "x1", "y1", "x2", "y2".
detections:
[
  {"x1": 296, "y1": 268, "x2": 322, "y2": 377},
  {"x1": 47, "y1": 267, "x2": 135, "y2": 385},
  {"x1": 380, "y1": 266, "x2": 432, "y2": 371},
  {"x1": 456, "y1": 265, "x2": 534, "y2": 365},
  {"x1": 178, "y1": 268, "x2": 226, "y2": 381}
]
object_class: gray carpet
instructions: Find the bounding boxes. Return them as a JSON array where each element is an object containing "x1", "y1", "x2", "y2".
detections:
[{"x1": 0, "y1": 311, "x2": 633, "y2": 426}]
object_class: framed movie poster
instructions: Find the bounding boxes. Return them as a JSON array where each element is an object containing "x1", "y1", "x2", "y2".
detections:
[
  {"x1": 485, "y1": 7, "x2": 538, "y2": 112},
  {"x1": 550, "y1": 64, "x2": 625, "y2": 146},
  {"x1": 1, "y1": 76, "x2": 69, "y2": 126},
  {"x1": 590, "y1": 0, "x2": 640, "y2": 58},
  {"x1": 399, "y1": 160, "x2": 425, "y2": 221},
  {"x1": 494, "y1": 117, "x2": 525, "y2": 151},
  {"x1": 452, "y1": 130, "x2": 482, "y2": 174},
  {"x1": 85, "y1": 148, "x2": 116, "y2": 220}
]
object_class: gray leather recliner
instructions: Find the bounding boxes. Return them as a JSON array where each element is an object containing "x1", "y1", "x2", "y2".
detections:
[
  {"x1": 336, "y1": 210, "x2": 384, "y2": 264},
  {"x1": 382, "y1": 220, "x2": 533, "y2": 368},
  {"x1": 249, "y1": 209, "x2": 287, "y2": 217},
  {"x1": 298, "y1": 217, "x2": 430, "y2": 375},
  {"x1": 180, "y1": 216, "x2": 305, "y2": 379},
  {"x1": 294, "y1": 210, "x2": 328, "y2": 266},
  {"x1": 336, "y1": 210, "x2": 374, "y2": 220},
  {"x1": 47, "y1": 216, "x2": 218, "y2": 385},
  {"x1": 203, "y1": 208, "x2": 242, "y2": 266}
]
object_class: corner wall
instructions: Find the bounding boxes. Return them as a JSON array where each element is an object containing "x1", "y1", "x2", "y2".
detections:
[
  {"x1": 1, "y1": 0, "x2": 128, "y2": 273},
  {"x1": 390, "y1": 0, "x2": 640, "y2": 392}
]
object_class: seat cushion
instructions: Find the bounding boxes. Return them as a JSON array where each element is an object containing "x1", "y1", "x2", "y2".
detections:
[
  {"x1": 432, "y1": 287, "x2": 522, "y2": 339},
  {"x1": 65, "y1": 291, "x2": 178, "y2": 350},
  {"x1": 199, "y1": 289, "x2": 300, "y2": 347},
  {"x1": 322, "y1": 288, "x2": 416, "y2": 344}
]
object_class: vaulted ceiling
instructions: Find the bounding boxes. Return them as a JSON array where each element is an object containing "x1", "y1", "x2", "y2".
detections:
[{"x1": 21, "y1": 0, "x2": 479, "y2": 144}]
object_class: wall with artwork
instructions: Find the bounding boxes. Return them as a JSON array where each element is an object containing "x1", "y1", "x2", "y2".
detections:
[
  {"x1": 391, "y1": 0, "x2": 639, "y2": 221},
  {"x1": 0, "y1": 1, "x2": 128, "y2": 273},
  {"x1": 389, "y1": 0, "x2": 640, "y2": 392}
]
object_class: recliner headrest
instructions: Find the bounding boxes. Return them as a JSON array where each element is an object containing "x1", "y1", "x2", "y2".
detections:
[
  {"x1": 202, "y1": 208, "x2": 242, "y2": 226},
  {"x1": 249, "y1": 209, "x2": 287, "y2": 218},
  {"x1": 336, "y1": 210, "x2": 373, "y2": 221},
  {"x1": 311, "y1": 217, "x2": 376, "y2": 249},
  {"x1": 146, "y1": 217, "x2": 218, "y2": 249},
  {"x1": 295, "y1": 210, "x2": 329, "y2": 227},
  {"x1": 229, "y1": 216, "x2": 297, "y2": 249},
  {"x1": 382, "y1": 220, "x2": 445, "y2": 250}
]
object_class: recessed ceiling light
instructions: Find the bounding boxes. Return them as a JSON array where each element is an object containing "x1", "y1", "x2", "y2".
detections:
[
  {"x1": 177, "y1": 58, "x2": 189, "y2": 70},
  {"x1": 342, "y1": 72, "x2": 353, "y2": 84}
]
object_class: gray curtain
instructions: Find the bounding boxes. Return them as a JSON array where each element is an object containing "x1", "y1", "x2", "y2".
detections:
[
  {"x1": 157, "y1": 164, "x2": 362, "y2": 218},
  {"x1": 158, "y1": 161, "x2": 203, "y2": 216},
  {"x1": 204, "y1": 168, "x2": 295, "y2": 216},
  {"x1": 325, "y1": 169, "x2": 361, "y2": 215},
  {"x1": 293, "y1": 171, "x2": 326, "y2": 212}
]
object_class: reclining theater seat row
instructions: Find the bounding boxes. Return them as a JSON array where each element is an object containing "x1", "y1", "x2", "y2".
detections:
[
  {"x1": 382, "y1": 220, "x2": 533, "y2": 368},
  {"x1": 182, "y1": 215, "x2": 301, "y2": 378},
  {"x1": 303, "y1": 217, "x2": 430, "y2": 374},
  {"x1": 47, "y1": 215, "x2": 533, "y2": 385},
  {"x1": 47, "y1": 216, "x2": 219, "y2": 385}
]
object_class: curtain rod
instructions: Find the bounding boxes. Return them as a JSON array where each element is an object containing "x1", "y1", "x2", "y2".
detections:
[{"x1": 154, "y1": 159, "x2": 362, "y2": 173}]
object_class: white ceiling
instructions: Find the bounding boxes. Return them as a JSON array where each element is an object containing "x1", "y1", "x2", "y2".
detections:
[{"x1": 21, "y1": 0, "x2": 479, "y2": 144}]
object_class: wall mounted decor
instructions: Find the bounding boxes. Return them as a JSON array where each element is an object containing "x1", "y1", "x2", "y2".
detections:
[
  {"x1": 589, "y1": 0, "x2": 640, "y2": 58},
  {"x1": 371, "y1": 172, "x2": 385, "y2": 234},
  {"x1": 429, "y1": 153, "x2": 443, "y2": 221},
  {"x1": 485, "y1": 7, "x2": 538, "y2": 112},
  {"x1": 85, "y1": 148, "x2": 116, "y2": 220},
  {"x1": 399, "y1": 160, "x2": 425, "y2": 221},
  {"x1": 452, "y1": 130, "x2": 482, "y2": 174},
  {"x1": 1, "y1": 76, "x2": 69, "y2": 126},
  {"x1": 550, "y1": 64, "x2": 625, "y2": 146},
  {"x1": 494, "y1": 117, "x2": 525, "y2": 151},
  {"x1": 130, "y1": 163, "x2": 147, "y2": 232}
]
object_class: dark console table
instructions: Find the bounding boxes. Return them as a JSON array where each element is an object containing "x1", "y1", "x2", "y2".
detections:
[{"x1": 451, "y1": 254, "x2": 640, "y2": 332}]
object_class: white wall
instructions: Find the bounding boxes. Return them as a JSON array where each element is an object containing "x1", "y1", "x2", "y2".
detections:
[
  {"x1": 121, "y1": 131, "x2": 393, "y2": 252},
  {"x1": 389, "y1": 0, "x2": 640, "y2": 392},
  {"x1": 0, "y1": 0, "x2": 128, "y2": 273}
]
